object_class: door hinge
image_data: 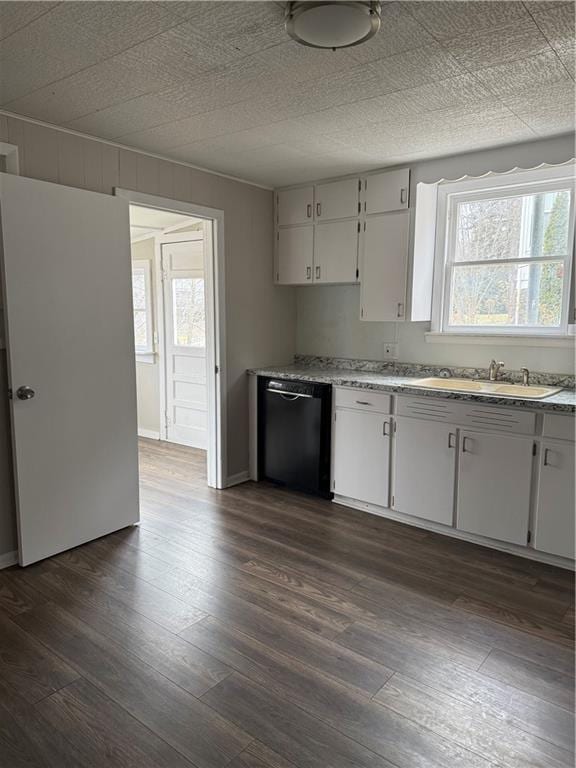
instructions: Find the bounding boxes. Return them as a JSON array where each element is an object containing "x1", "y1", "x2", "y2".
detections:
[
  {"x1": 361, "y1": 307, "x2": 364, "y2": 318},
  {"x1": 357, "y1": 221, "x2": 361, "y2": 233},
  {"x1": 277, "y1": 231, "x2": 279, "y2": 241},
  {"x1": 358, "y1": 202, "x2": 361, "y2": 214},
  {"x1": 391, "y1": 495, "x2": 395, "y2": 507},
  {"x1": 355, "y1": 268, "x2": 359, "y2": 279},
  {"x1": 363, "y1": 201, "x2": 366, "y2": 212},
  {"x1": 215, "y1": 365, "x2": 219, "y2": 374},
  {"x1": 532, "y1": 442, "x2": 537, "y2": 456},
  {"x1": 358, "y1": 179, "x2": 362, "y2": 191},
  {"x1": 363, "y1": 221, "x2": 366, "y2": 231},
  {"x1": 527, "y1": 530, "x2": 532, "y2": 544}
]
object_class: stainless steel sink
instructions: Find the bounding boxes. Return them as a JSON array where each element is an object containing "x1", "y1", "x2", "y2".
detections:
[{"x1": 405, "y1": 377, "x2": 562, "y2": 399}]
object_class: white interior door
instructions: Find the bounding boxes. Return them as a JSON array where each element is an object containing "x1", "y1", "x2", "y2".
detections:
[
  {"x1": 0, "y1": 173, "x2": 139, "y2": 566},
  {"x1": 162, "y1": 236, "x2": 208, "y2": 449}
]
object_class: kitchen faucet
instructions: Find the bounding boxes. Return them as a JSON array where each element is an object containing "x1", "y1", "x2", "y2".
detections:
[
  {"x1": 488, "y1": 360, "x2": 505, "y2": 381},
  {"x1": 521, "y1": 367, "x2": 530, "y2": 386}
]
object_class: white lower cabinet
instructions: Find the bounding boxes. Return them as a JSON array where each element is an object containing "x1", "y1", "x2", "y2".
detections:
[
  {"x1": 392, "y1": 417, "x2": 456, "y2": 526},
  {"x1": 534, "y1": 440, "x2": 575, "y2": 559},
  {"x1": 328, "y1": 390, "x2": 573, "y2": 565},
  {"x1": 333, "y1": 407, "x2": 391, "y2": 507},
  {"x1": 456, "y1": 430, "x2": 533, "y2": 546}
]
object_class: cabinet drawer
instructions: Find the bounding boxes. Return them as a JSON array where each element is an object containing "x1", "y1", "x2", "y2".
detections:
[
  {"x1": 396, "y1": 396, "x2": 536, "y2": 435},
  {"x1": 334, "y1": 387, "x2": 391, "y2": 413},
  {"x1": 543, "y1": 414, "x2": 575, "y2": 441},
  {"x1": 396, "y1": 396, "x2": 460, "y2": 422}
]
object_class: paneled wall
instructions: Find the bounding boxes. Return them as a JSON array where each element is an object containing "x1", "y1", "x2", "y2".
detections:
[{"x1": 0, "y1": 114, "x2": 296, "y2": 558}]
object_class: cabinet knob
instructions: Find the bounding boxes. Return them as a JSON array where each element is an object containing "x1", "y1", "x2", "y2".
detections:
[
  {"x1": 315, "y1": 265, "x2": 321, "y2": 280},
  {"x1": 397, "y1": 302, "x2": 404, "y2": 318},
  {"x1": 400, "y1": 187, "x2": 407, "y2": 205},
  {"x1": 462, "y1": 436, "x2": 472, "y2": 453},
  {"x1": 306, "y1": 266, "x2": 311, "y2": 280},
  {"x1": 306, "y1": 204, "x2": 312, "y2": 218},
  {"x1": 316, "y1": 202, "x2": 321, "y2": 217}
]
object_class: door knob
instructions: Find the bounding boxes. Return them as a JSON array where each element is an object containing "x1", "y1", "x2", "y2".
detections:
[{"x1": 16, "y1": 386, "x2": 35, "y2": 400}]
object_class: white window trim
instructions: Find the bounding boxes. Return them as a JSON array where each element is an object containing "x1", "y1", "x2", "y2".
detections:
[
  {"x1": 430, "y1": 163, "x2": 576, "y2": 340},
  {"x1": 132, "y1": 259, "x2": 155, "y2": 361}
]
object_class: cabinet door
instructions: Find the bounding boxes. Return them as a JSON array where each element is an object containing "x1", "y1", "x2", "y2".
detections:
[
  {"x1": 277, "y1": 187, "x2": 314, "y2": 226},
  {"x1": 315, "y1": 178, "x2": 359, "y2": 220},
  {"x1": 457, "y1": 430, "x2": 533, "y2": 545},
  {"x1": 393, "y1": 418, "x2": 456, "y2": 525},
  {"x1": 360, "y1": 211, "x2": 409, "y2": 321},
  {"x1": 333, "y1": 409, "x2": 390, "y2": 507},
  {"x1": 534, "y1": 441, "x2": 575, "y2": 559},
  {"x1": 365, "y1": 169, "x2": 409, "y2": 215},
  {"x1": 277, "y1": 226, "x2": 313, "y2": 285},
  {"x1": 314, "y1": 220, "x2": 358, "y2": 284}
]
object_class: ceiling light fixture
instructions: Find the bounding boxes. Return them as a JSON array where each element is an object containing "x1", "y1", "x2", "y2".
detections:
[{"x1": 285, "y1": 1, "x2": 381, "y2": 50}]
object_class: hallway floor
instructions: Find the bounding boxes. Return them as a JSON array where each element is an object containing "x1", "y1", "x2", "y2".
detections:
[{"x1": 0, "y1": 438, "x2": 574, "y2": 767}]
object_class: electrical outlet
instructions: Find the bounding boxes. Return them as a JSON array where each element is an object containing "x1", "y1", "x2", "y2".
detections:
[{"x1": 383, "y1": 343, "x2": 398, "y2": 360}]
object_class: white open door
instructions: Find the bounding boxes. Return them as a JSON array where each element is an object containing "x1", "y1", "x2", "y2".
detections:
[{"x1": 0, "y1": 173, "x2": 139, "y2": 566}]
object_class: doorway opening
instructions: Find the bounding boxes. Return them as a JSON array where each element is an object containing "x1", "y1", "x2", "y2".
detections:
[{"x1": 117, "y1": 189, "x2": 226, "y2": 490}]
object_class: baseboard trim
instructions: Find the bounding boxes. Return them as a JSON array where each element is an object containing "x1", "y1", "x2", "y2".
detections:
[
  {"x1": 333, "y1": 495, "x2": 575, "y2": 571},
  {"x1": 224, "y1": 471, "x2": 250, "y2": 488},
  {"x1": 0, "y1": 550, "x2": 18, "y2": 569},
  {"x1": 138, "y1": 429, "x2": 160, "y2": 440}
]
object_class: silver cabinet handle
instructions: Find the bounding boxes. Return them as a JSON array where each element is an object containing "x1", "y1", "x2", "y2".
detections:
[
  {"x1": 462, "y1": 436, "x2": 472, "y2": 453},
  {"x1": 316, "y1": 202, "x2": 321, "y2": 217},
  {"x1": 400, "y1": 187, "x2": 407, "y2": 205},
  {"x1": 306, "y1": 266, "x2": 311, "y2": 280},
  {"x1": 315, "y1": 265, "x2": 321, "y2": 279},
  {"x1": 397, "y1": 302, "x2": 404, "y2": 318},
  {"x1": 543, "y1": 448, "x2": 551, "y2": 466},
  {"x1": 383, "y1": 420, "x2": 391, "y2": 436},
  {"x1": 355, "y1": 400, "x2": 371, "y2": 406},
  {"x1": 448, "y1": 432, "x2": 456, "y2": 449},
  {"x1": 16, "y1": 386, "x2": 35, "y2": 401},
  {"x1": 306, "y1": 203, "x2": 312, "y2": 218}
]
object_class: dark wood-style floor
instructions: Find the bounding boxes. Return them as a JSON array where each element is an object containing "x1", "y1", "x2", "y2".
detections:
[{"x1": 0, "y1": 438, "x2": 574, "y2": 768}]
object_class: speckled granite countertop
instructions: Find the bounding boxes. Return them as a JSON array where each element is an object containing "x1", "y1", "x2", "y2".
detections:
[{"x1": 249, "y1": 365, "x2": 576, "y2": 413}]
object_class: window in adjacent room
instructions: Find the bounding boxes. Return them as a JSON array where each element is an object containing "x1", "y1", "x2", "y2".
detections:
[
  {"x1": 132, "y1": 261, "x2": 154, "y2": 358},
  {"x1": 431, "y1": 167, "x2": 575, "y2": 336}
]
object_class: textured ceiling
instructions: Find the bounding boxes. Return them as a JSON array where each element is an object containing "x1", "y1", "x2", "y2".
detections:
[{"x1": 0, "y1": 1, "x2": 574, "y2": 187}]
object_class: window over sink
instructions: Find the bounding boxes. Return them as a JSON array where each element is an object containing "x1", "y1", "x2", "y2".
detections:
[{"x1": 427, "y1": 163, "x2": 575, "y2": 337}]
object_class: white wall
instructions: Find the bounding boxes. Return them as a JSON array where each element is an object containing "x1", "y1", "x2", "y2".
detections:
[
  {"x1": 296, "y1": 134, "x2": 576, "y2": 374},
  {"x1": 0, "y1": 113, "x2": 296, "y2": 558}
]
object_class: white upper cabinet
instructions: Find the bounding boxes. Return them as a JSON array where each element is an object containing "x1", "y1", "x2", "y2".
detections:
[
  {"x1": 360, "y1": 210, "x2": 409, "y2": 321},
  {"x1": 534, "y1": 440, "x2": 575, "y2": 559},
  {"x1": 456, "y1": 430, "x2": 533, "y2": 546},
  {"x1": 364, "y1": 169, "x2": 410, "y2": 215},
  {"x1": 315, "y1": 178, "x2": 360, "y2": 221},
  {"x1": 277, "y1": 186, "x2": 314, "y2": 226},
  {"x1": 276, "y1": 226, "x2": 313, "y2": 285},
  {"x1": 393, "y1": 416, "x2": 456, "y2": 526},
  {"x1": 314, "y1": 220, "x2": 359, "y2": 284}
]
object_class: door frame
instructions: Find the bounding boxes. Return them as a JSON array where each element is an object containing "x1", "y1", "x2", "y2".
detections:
[{"x1": 116, "y1": 188, "x2": 226, "y2": 490}]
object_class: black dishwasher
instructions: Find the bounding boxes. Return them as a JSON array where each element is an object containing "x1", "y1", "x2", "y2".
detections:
[{"x1": 258, "y1": 378, "x2": 332, "y2": 498}]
